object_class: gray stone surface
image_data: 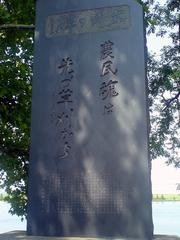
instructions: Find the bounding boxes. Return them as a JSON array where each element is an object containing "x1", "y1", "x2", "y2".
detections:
[{"x1": 27, "y1": 0, "x2": 153, "y2": 239}]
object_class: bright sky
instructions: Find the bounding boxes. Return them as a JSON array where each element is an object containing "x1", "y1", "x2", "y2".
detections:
[
  {"x1": 151, "y1": 158, "x2": 180, "y2": 194},
  {"x1": 147, "y1": 35, "x2": 172, "y2": 56}
]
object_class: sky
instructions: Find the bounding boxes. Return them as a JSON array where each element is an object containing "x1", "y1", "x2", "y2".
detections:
[{"x1": 151, "y1": 158, "x2": 180, "y2": 194}]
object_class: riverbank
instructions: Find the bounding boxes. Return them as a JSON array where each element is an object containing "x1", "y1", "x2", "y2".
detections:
[
  {"x1": 0, "y1": 194, "x2": 8, "y2": 201},
  {"x1": 153, "y1": 194, "x2": 180, "y2": 201},
  {"x1": 1, "y1": 194, "x2": 180, "y2": 202},
  {"x1": 0, "y1": 231, "x2": 180, "y2": 240}
]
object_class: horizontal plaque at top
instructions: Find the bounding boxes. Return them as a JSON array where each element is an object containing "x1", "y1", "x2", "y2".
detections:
[{"x1": 46, "y1": 5, "x2": 130, "y2": 37}]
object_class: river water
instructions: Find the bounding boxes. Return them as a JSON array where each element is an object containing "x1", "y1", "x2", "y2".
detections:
[
  {"x1": 153, "y1": 201, "x2": 180, "y2": 236},
  {"x1": 0, "y1": 201, "x2": 180, "y2": 236},
  {"x1": 0, "y1": 201, "x2": 25, "y2": 233}
]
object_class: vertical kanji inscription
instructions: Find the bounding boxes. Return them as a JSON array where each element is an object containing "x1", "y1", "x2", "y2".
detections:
[{"x1": 99, "y1": 40, "x2": 119, "y2": 115}]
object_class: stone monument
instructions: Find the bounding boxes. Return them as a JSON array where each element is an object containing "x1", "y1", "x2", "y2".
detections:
[{"x1": 27, "y1": 0, "x2": 153, "y2": 239}]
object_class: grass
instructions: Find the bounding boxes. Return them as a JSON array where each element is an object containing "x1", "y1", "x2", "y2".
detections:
[{"x1": 153, "y1": 194, "x2": 180, "y2": 201}]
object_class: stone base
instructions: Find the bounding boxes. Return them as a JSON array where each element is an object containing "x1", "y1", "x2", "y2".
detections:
[{"x1": 0, "y1": 231, "x2": 180, "y2": 240}]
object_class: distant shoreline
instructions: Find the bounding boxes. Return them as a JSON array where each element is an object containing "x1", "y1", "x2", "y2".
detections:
[
  {"x1": 0, "y1": 194, "x2": 7, "y2": 201},
  {"x1": 153, "y1": 194, "x2": 180, "y2": 201},
  {"x1": 1, "y1": 193, "x2": 180, "y2": 202}
]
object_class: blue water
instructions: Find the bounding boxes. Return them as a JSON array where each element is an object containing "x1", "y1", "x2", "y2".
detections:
[
  {"x1": 153, "y1": 201, "x2": 180, "y2": 236},
  {"x1": 0, "y1": 201, "x2": 180, "y2": 236},
  {"x1": 0, "y1": 201, "x2": 26, "y2": 233}
]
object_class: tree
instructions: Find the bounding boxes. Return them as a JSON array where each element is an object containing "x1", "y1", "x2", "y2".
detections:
[
  {"x1": 0, "y1": 0, "x2": 179, "y2": 218},
  {"x1": 0, "y1": 0, "x2": 35, "y2": 217},
  {"x1": 148, "y1": 0, "x2": 180, "y2": 167}
]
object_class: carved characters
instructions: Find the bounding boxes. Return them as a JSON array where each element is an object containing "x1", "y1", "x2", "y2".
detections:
[
  {"x1": 52, "y1": 57, "x2": 75, "y2": 160},
  {"x1": 99, "y1": 40, "x2": 119, "y2": 115}
]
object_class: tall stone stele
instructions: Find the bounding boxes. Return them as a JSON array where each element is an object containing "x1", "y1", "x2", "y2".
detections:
[{"x1": 27, "y1": 0, "x2": 153, "y2": 239}]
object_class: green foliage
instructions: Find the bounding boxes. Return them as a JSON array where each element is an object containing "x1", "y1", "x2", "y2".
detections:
[
  {"x1": 148, "y1": 0, "x2": 180, "y2": 167},
  {"x1": 0, "y1": 0, "x2": 179, "y2": 218},
  {"x1": 0, "y1": 0, "x2": 35, "y2": 218}
]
